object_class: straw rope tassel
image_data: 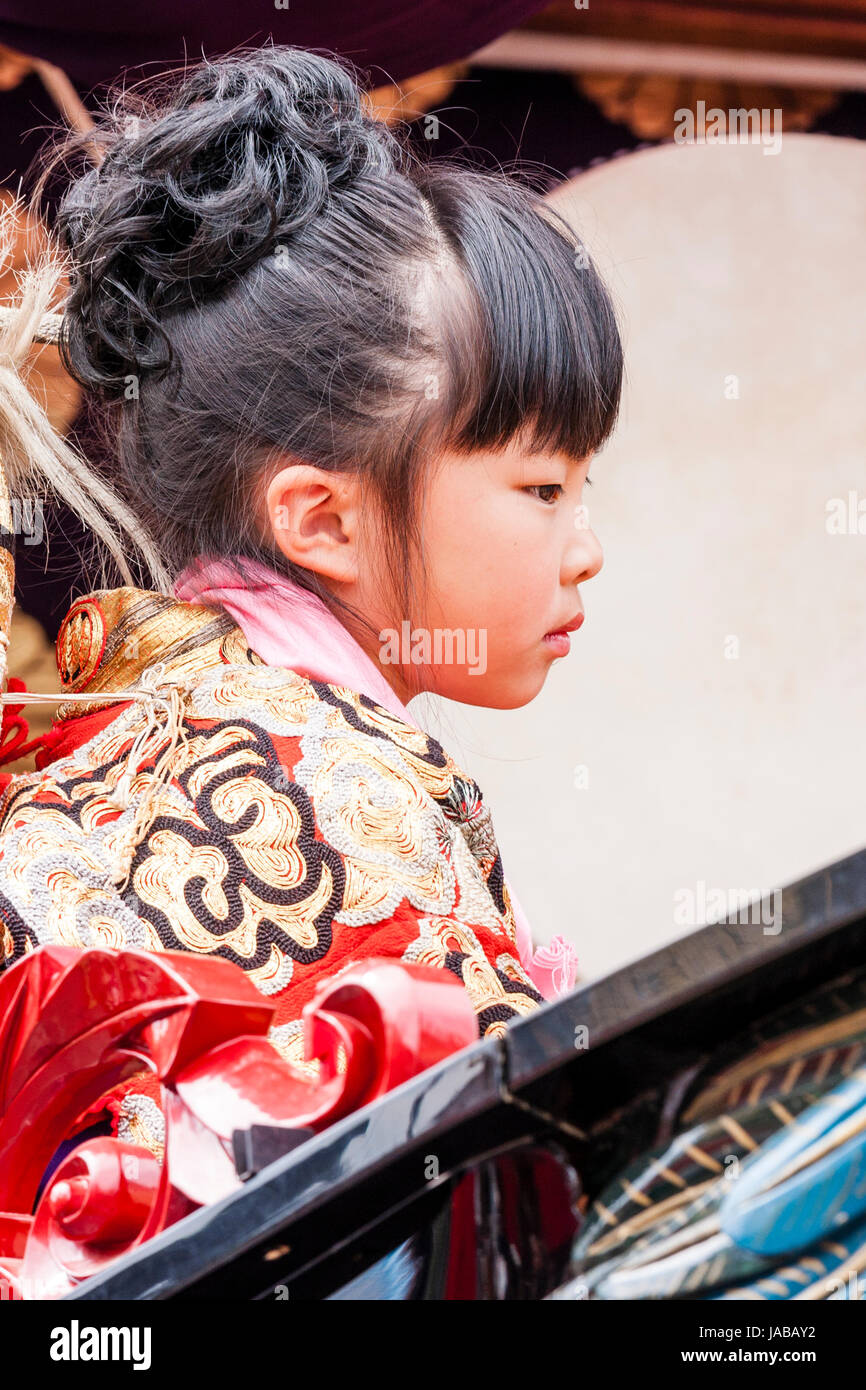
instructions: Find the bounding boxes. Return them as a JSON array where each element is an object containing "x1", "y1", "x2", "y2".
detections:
[
  {"x1": 0, "y1": 443, "x2": 16, "y2": 694},
  {"x1": 0, "y1": 307, "x2": 62, "y2": 691},
  {"x1": 0, "y1": 302, "x2": 188, "y2": 889},
  {"x1": 0, "y1": 306, "x2": 61, "y2": 345}
]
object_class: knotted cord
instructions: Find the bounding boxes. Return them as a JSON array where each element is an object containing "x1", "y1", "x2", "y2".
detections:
[{"x1": 0, "y1": 663, "x2": 193, "y2": 891}]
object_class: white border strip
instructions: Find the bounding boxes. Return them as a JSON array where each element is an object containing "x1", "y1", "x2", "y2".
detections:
[{"x1": 469, "y1": 31, "x2": 866, "y2": 92}]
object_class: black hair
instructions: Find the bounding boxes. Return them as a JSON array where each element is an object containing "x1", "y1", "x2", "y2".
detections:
[{"x1": 43, "y1": 44, "x2": 623, "y2": 649}]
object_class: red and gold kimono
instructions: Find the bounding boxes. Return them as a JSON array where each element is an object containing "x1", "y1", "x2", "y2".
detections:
[{"x1": 0, "y1": 588, "x2": 543, "y2": 1151}]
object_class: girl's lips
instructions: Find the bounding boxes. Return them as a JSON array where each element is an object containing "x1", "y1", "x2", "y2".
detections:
[
  {"x1": 543, "y1": 631, "x2": 571, "y2": 656},
  {"x1": 544, "y1": 613, "x2": 585, "y2": 637},
  {"x1": 543, "y1": 612, "x2": 584, "y2": 657}
]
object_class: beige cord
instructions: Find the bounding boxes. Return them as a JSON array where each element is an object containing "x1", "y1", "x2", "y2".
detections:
[
  {"x1": 1, "y1": 663, "x2": 193, "y2": 891},
  {"x1": 32, "y1": 57, "x2": 102, "y2": 167},
  {"x1": 32, "y1": 59, "x2": 95, "y2": 135},
  {"x1": 0, "y1": 304, "x2": 62, "y2": 344}
]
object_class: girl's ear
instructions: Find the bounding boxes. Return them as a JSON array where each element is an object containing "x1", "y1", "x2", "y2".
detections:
[{"x1": 265, "y1": 464, "x2": 361, "y2": 583}]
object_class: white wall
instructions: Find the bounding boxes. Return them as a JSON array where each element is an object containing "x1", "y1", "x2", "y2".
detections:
[{"x1": 412, "y1": 135, "x2": 866, "y2": 982}]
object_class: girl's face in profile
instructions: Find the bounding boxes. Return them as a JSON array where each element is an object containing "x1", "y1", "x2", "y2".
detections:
[
  {"x1": 374, "y1": 437, "x2": 603, "y2": 709},
  {"x1": 266, "y1": 436, "x2": 602, "y2": 711}
]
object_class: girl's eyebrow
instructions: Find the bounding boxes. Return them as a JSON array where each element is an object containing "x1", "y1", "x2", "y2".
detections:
[
  {"x1": 565, "y1": 454, "x2": 594, "y2": 486},
  {"x1": 565, "y1": 454, "x2": 594, "y2": 477}
]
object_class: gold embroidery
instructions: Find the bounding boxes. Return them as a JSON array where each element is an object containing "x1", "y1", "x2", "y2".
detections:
[{"x1": 0, "y1": 588, "x2": 542, "y2": 1039}]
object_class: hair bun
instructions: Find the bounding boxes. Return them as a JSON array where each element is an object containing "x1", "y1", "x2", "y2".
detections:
[{"x1": 55, "y1": 47, "x2": 399, "y2": 398}]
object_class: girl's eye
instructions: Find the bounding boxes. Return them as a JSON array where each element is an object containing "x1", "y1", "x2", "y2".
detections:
[{"x1": 526, "y1": 483, "x2": 564, "y2": 504}]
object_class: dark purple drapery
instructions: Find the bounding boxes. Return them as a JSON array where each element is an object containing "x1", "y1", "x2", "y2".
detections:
[{"x1": 0, "y1": 1, "x2": 547, "y2": 92}]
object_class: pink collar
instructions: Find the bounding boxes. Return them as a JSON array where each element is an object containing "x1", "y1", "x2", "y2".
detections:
[
  {"x1": 174, "y1": 555, "x2": 577, "y2": 1001},
  {"x1": 175, "y1": 555, "x2": 413, "y2": 723}
]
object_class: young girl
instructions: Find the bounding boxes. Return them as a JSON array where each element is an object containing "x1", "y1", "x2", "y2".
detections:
[{"x1": 0, "y1": 48, "x2": 622, "y2": 1120}]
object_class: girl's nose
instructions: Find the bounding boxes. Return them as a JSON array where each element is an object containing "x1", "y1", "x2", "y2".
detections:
[{"x1": 565, "y1": 527, "x2": 604, "y2": 586}]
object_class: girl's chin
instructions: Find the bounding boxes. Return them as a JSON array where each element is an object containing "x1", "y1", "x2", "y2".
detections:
[{"x1": 418, "y1": 670, "x2": 549, "y2": 710}]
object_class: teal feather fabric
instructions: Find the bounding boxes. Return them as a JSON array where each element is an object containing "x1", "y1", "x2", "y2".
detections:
[{"x1": 569, "y1": 965, "x2": 866, "y2": 1300}]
